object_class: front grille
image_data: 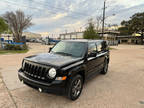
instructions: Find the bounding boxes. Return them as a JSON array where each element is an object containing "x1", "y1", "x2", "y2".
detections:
[{"x1": 23, "y1": 61, "x2": 51, "y2": 81}]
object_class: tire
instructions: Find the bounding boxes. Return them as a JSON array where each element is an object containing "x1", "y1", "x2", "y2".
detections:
[
  {"x1": 67, "y1": 75, "x2": 83, "y2": 101},
  {"x1": 101, "y1": 59, "x2": 108, "y2": 75}
]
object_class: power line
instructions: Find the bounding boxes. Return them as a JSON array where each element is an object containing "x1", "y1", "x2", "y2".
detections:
[
  {"x1": 1, "y1": 0, "x2": 107, "y2": 34},
  {"x1": 29, "y1": 0, "x2": 91, "y2": 17},
  {"x1": 2, "y1": 0, "x2": 104, "y2": 31},
  {"x1": 1, "y1": 0, "x2": 88, "y2": 33},
  {"x1": 2, "y1": 0, "x2": 88, "y2": 19},
  {"x1": 3, "y1": 0, "x2": 56, "y2": 13},
  {"x1": 3, "y1": 0, "x2": 103, "y2": 19}
]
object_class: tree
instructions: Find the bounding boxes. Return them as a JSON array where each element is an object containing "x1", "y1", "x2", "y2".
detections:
[
  {"x1": 118, "y1": 12, "x2": 144, "y2": 44},
  {"x1": 0, "y1": 17, "x2": 8, "y2": 49},
  {"x1": 118, "y1": 26, "x2": 131, "y2": 35},
  {"x1": 83, "y1": 19, "x2": 100, "y2": 39},
  {"x1": 3, "y1": 10, "x2": 33, "y2": 42},
  {"x1": 0, "y1": 17, "x2": 8, "y2": 34},
  {"x1": 95, "y1": 16, "x2": 102, "y2": 32},
  {"x1": 118, "y1": 20, "x2": 133, "y2": 35}
]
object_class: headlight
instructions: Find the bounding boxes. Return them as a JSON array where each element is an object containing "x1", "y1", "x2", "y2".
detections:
[{"x1": 48, "y1": 68, "x2": 56, "y2": 78}]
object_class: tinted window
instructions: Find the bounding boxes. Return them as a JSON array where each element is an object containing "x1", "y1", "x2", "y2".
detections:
[
  {"x1": 88, "y1": 42, "x2": 96, "y2": 55},
  {"x1": 96, "y1": 42, "x2": 102, "y2": 52},
  {"x1": 51, "y1": 41, "x2": 86, "y2": 57},
  {"x1": 101, "y1": 41, "x2": 108, "y2": 51},
  {"x1": 96, "y1": 41, "x2": 108, "y2": 53}
]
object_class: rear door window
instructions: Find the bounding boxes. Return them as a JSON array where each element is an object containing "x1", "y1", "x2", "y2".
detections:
[
  {"x1": 96, "y1": 42, "x2": 102, "y2": 53},
  {"x1": 88, "y1": 42, "x2": 97, "y2": 55}
]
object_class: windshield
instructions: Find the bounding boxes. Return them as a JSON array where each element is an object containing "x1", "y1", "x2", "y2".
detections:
[{"x1": 51, "y1": 41, "x2": 86, "y2": 57}]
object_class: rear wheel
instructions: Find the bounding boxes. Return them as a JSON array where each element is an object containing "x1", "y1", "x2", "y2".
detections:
[
  {"x1": 67, "y1": 75, "x2": 83, "y2": 101},
  {"x1": 101, "y1": 60, "x2": 108, "y2": 75}
]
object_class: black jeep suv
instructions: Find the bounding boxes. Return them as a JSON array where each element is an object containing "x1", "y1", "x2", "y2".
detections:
[{"x1": 18, "y1": 40, "x2": 109, "y2": 100}]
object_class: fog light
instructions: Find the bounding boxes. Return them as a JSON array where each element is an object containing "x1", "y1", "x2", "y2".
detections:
[{"x1": 39, "y1": 88, "x2": 42, "y2": 92}]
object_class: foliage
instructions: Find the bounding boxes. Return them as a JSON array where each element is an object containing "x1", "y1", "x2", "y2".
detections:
[
  {"x1": 118, "y1": 12, "x2": 144, "y2": 36},
  {"x1": 118, "y1": 26, "x2": 132, "y2": 35},
  {"x1": 83, "y1": 19, "x2": 100, "y2": 39},
  {"x1": 3, "y1": 10, "x2": 33, "y2": 42},
  {"x1": 109, "y1": 47, "x2": 117, "y2": 50},
  {"x1": 0, "y1": 17, "x2": 8, "y2": 34},
  {"x1": 0, "y1": 49, "x2": 28, "y2": 54},
  {"x1": 118, "y1": 12, "x2": 144, "y2": 44},
  {"x1": 5, "y1": 44, "x2": 28, "y2": 50}
]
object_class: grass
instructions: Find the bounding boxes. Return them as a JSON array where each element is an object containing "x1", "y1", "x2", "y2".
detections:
[
  {"x1": 109, "y1": 47, "x2": 117, "y2": 50},
  {"x1": 0, "y1": 49, "x2": 29, "y2": 54}
]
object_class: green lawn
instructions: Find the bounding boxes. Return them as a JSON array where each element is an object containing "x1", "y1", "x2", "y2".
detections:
[
  {"x1": 0, "y1": 49, "x2": 29, "y2": 54},
  {"x1": 109, "y1": 47, "x2": 117, "y2": 50}
]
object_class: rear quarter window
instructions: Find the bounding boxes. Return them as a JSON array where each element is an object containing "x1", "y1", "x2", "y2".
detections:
[{"x1": 96, "y1": 42, "x2": 102, "y2": 53}]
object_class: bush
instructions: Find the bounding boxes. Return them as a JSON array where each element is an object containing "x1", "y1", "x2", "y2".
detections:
[
  {"x1": 23, "y1": 44, "x2": 28, "y2": 50},
  {"x1": 5, "y1": 44, "x2": 28, "y2": 50}
]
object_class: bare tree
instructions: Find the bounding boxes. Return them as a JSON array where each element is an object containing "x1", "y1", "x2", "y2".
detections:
[
  {"x1": 95, "y1": 16, "x2": 102, "y2": 32},
  {"x1": 3, "y1": 10, "x2": 33, "y2": 42}
]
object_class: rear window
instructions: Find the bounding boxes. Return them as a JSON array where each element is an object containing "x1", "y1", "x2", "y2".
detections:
[{"x1": 96, "y1": 41, "x2": 108, "y2": 53}]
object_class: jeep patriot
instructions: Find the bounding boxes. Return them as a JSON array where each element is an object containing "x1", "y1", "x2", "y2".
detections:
[{"x1": 18, "y1": 40, "x2": 109, "y2": 100}]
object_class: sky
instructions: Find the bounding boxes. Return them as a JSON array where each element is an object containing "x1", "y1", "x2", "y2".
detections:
[{"x1": 0, "y1": 0, "x2": 144, "y2": 37}]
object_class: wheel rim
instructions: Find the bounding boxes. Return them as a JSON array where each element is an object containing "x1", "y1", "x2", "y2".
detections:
[{"x1": 72, "y1": 79, "x2": 82, "y2": 97}]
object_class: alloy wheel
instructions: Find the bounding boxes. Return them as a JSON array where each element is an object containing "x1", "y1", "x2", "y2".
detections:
[{"x1": 72, "y1": 79, "x2": 82, "y2": 97}]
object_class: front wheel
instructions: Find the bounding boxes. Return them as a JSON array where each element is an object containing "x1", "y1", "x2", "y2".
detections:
[
  {"x1": 67, "y1": 75, "x2": 83, "y2": 101},
  {"x1": 101, "y1": 60, "x2": 108, "y2": 75}
]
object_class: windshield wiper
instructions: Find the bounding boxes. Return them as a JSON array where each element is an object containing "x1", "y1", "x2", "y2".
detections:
[{"x1": 54, "y1": 52, "x2": 72, "y2": 56}]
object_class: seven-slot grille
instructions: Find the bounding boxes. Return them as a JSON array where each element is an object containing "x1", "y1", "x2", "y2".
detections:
[{"x1": 23, "y1": 61, "x2": 50, "y2": 81}]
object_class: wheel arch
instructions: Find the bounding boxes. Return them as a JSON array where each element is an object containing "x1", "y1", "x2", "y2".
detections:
[
  {"x1": 67, "y1": 65, "x2": 86, "y2": 83},
  {"x1": 77, "y1": 70, "x2": 85, "y2": 83}
]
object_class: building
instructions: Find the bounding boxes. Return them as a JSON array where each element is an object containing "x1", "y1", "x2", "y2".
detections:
[
  {"x1": 1, "y1": 32, "x2": 41, "y2": 40},
  {"x1": 59, "y1": 32, "x2": 83, "y2": 40},
  {"x1": 116, "y1": 36, "x2": 142, "y2": 44},
  {"x1": 22, "y1": 32, "x2": 41, "y2": 39},
  {"x1": 59, "y1": 30, "x2": 119, "y2": 45},
  {"x1": 59, "y1": 30, "x2": 143, "y2": 45}
]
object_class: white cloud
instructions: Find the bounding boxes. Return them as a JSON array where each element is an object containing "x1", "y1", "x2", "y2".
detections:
[
  {"x1": 63, "y1": 21, "x2": 82, "y2": 28},
  {"x1": 52, "y1": 12, "x2": 68, "y2": 20},
  {"x1": 1, "y1": 0, "x2": 143, "y2": 35},
  {"x1": 63, "y1": 20, "x2": 86, "y2": 32},
  {"x1": 109, "y1": 0, "x2": 144, "y2": 8},
  {"x1": 32, "y1": 17, "x2": 51, "y2": 25},
  {"x1": 69, "y1": 4, "x2": 75, "y2": 11},
  {"x1": 32, "y1": 12, "x2": 68, "y2": 25}
]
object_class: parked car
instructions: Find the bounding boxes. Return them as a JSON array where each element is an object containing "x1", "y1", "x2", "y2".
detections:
[{"x1": 18, "y1": 39, "x2": 110, "y2": 100}]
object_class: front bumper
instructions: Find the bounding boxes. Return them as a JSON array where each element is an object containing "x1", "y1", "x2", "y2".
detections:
[{"x1": 18, "y1": 72, "x2": 67, "y2": 95}]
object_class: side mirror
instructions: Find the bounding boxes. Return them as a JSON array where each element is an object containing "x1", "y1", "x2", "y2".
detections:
[{"x1": 49, "y1": 47, "x2": 52, "y2": 52}]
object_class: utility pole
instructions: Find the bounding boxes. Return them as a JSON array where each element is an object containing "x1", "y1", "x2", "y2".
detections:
[
  {"x1": 64, "y1": 29, "x2": 67, "y2": 39},
  {"x1": 65, "y1": 29, "x2": 67, "y2": 34},
  {"x1": 102, "y1": 0, "x2": 106, "y2": 38}
]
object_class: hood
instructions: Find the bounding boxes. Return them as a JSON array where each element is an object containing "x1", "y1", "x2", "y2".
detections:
[{"x1": 24, "y1": 53, "x2": 82, "y2": 68}]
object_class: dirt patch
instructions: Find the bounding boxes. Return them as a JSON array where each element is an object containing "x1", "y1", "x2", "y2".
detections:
[
  {"x1": 0, "y1": 68, "x2": 3, "y2": 82},
  {"x1": 0, "y1": 73, "x2": 2, "y2": 83}
]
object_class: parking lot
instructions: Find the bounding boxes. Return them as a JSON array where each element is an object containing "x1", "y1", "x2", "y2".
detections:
[{"x1": 0, "y1": 43, "x2": 144, "y2": 108}]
